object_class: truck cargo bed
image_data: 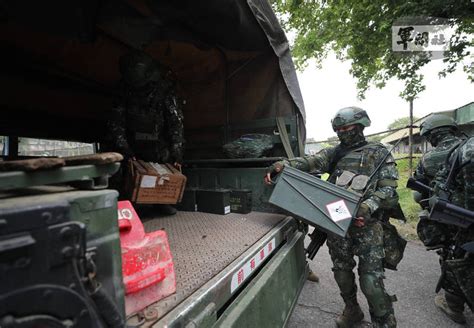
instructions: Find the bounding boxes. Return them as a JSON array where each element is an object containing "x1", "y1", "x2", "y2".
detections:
[{"x1": 139, "y1": 211, "x2": 286, "y2": 321}]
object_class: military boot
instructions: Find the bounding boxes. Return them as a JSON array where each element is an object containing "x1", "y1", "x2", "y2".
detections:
[
  {"x1": 307, "y1": 269, "x2": 320, "y2": 282},
  {"x1": 434, "y1": 293, "x2": 466, "y2": 324},
  {"x1": 333, "y1": 270, "x2": 364, "y2": 328},
  {"x1": 371, "y1": 310, "x2": 396, "y2": 328},
  {"x1": 335, "y1": 295, "x2": 364, "y2": 328}
]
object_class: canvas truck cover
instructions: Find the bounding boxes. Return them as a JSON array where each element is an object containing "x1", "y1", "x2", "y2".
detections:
[{"x1": 0, "y1": 0, "x2": 306, "y2": 158}]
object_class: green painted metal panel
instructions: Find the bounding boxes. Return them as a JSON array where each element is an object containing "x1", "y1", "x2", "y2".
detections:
[
  {"x1": 269, "y1": 166, "x2": 361, "y2": 237},
  {"x1": 67, "y1": 189, "x2": 126, "y2": 316},
  {"x1": 0, "y1": 163, "x2": 120, "y2": 190},
  {"x1": 214, "y1": 231, "x2": 307, "y2": 328},
  {"x1": 0, "y1": 188, "x2": 125, "y2": 316}
]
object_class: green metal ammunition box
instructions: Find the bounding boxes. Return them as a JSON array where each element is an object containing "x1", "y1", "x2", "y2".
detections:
[
  {"x1": 230, "y1": 189, "x2": 252, "y2": 214},
  {"x1": 196, "y1": 189, "x2": 231, "y2": 215},
  {"x1": 269, "y1": 166, "x2": 361, "y2": 237},
  {"x1": 177, "y1": 188, "x2": 197, "y2": 212}
]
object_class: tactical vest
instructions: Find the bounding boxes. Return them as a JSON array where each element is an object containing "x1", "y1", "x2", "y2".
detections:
[
  {"x1": 420, "y1": 137, "x2": 463, "y2": 181},
  {"x1": 328, "y1": 142, "x2": 407, "y2": 269},
  {"x1": 448, "y1": 137, "x2": 473, "y2": 211},
  {"x1": 124, "y1": 84, "x2": 167, "y2": 162},
  {"x1": 328, "y1": 142, "x2": 389, "y2": 184}
]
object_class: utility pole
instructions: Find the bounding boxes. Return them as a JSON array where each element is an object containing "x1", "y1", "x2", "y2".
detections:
[{"x1": 408, "y1": 99, "x2": 414, "y2": 177}]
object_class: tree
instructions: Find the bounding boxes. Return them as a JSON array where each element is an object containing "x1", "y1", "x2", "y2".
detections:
[
  {"x1": 387, "y1": 116, "x2": 420, "y2": 130},
  {"x1": 271, "y1": 0, "x2": 473, "y2": 101}
]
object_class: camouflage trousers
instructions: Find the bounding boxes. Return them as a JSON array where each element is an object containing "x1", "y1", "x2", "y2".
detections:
[
  {"x1": 327, "y1": 221, "x2": 385, "y2": 273},
  {"x1": 441, "y1": 256, "x2": 474, "y2": 311},
  {"x1": 327, "y1": 221, "x2": 396, "y2": 322}
]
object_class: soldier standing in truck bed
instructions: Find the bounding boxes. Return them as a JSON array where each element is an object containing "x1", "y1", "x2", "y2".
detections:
[
  {"x1": 104, "y1": 51, "x2": 184, "y2": 214},
  {"x1": 266, "y1": 107, "x2": 403, "y2": 328}
]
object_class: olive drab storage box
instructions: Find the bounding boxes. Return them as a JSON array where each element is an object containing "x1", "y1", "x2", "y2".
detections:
[
  {"x1": 127, "y1": 160, "x2": 186, "y2": 204},
  {"x1": 230, "y1": 189, "x2": 252, "y2": 214},
  {"x1": 177, "y1": 188, "x2": 197, "y2": 212},
  {"x1": 0, "y1": 187, "x2": 126, "y2": 320},
  {"x1": 196, "y1": 189, "x2": 231, "y2": 215},
  {"x1": 0, "y1": 159, "x2": 126, "y2": 321},
  {"x1": 269, "y1": 166, "x2": 361, "y2": 238}
]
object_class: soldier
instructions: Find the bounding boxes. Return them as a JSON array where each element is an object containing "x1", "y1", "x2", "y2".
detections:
[
  {"x1": 265, "y1": 107, "x2": 400, "y2": 328},
  {"x1": 413, "y1": 115, "x2": 462, "y2": 250},
  {"x1": 104, "y1": 51, "x2": 184, "y2": 214},
  {"x1": 430, "y1": 134, "x2": 474, "y2": 324}
]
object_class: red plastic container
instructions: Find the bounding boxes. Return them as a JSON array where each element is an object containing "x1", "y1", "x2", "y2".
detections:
[{"x1": 118, "y1": 201, "x2": 176, "y2": 315}]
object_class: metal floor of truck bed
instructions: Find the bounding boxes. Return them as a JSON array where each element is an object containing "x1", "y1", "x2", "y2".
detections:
[{"x1": 140, "y1": 210, "x2": 285, "y2": 321}]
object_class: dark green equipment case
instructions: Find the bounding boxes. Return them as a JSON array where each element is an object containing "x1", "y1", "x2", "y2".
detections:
[
  {"x1": 269, "y1": 166, "x2": 360, "y2": 237},
  {"x1": 0, "y1": 163, "x2": 126, "y2": 318},
  {"x1": 177, "y1": 188, "x2": 197, "y2": 212},
  {"x1": 196, "y1": 189, "x2": 231, "y2": 215},
  {"x1": 230, "y1": 189, "x2": 252, "y2": 214}
]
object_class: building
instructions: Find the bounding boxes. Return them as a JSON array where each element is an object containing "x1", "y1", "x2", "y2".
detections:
[
  {"x1": 381, "y1": 101, "x2": 474, "y2": 154},
  {"x1": 305, "y1": 142, "x2": 325, "y2": 155}
]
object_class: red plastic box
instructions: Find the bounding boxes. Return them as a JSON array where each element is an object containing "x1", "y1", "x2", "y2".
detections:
[{"x1": 118, "y1": 201, "x2": 176, "y2": 315}]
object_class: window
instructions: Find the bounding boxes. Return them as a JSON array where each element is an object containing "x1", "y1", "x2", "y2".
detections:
[{"x1": 17, "y1": 138, "x2": 95, "y2": 157}]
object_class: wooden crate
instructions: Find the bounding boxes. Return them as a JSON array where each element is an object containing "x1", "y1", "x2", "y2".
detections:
[{"x1": 127, "y1": 161, "x2": 186, "y2": 204}]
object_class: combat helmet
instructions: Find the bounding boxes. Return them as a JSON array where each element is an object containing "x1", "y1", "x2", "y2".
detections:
[
  {"x1": 419, "y1": 114, "x2": 457, "y2": 137},
  {"x1": 119, "y1": 51, "x2": 161, "y2": 87},
  {"x1": 331, "y1": 106, "x2": 371, "y2": 131}
]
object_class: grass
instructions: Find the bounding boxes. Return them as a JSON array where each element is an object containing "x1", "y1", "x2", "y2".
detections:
[{"x1": 392, "y1": 157, "x2": 421, "y2": 241}]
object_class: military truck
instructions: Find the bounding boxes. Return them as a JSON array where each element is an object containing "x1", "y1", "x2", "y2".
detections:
[{"x1": 0, "y1": 1, "x2": 308, "y2": 327}]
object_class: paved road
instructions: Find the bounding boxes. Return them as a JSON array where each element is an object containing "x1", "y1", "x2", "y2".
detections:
[{"x1": 288, "y1": 239, "x2": 473, "y2": 328}]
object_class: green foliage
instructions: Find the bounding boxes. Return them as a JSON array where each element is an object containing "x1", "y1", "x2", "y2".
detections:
[
  {"x1": 387, "y1": 116, "x2": 420, "y2": 130},
  {"x1": 393, "y1": 158, "x2": 422, "y2": 240},
  {"x1": 318, "y1": 142, "x2": 332, "y2": 149},
  {"x1": 271, "y1": 0, "x2": 474, "y2": 101}
]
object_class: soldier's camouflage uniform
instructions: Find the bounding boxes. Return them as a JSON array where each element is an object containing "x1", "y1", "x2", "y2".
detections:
[
  {"x1": 103, "y1": 52, "x2": 184, "y2": 197},
  {"x1": 273, "y1": 140, "x2": 400, "y2": 327},
  {"x1": 107, "y1": 79, "x2": 184, "y2": 163},
  {"x1": 413, "y1": 133, "x2": 462, "y2": 247},
  {"x1": 433, "y1": 137, "x2": 474, "y2": 313}
]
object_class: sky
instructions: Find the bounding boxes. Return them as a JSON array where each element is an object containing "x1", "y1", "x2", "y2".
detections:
[{"x1": 297, "y1": 55, "x2": 473, "y2": 141}]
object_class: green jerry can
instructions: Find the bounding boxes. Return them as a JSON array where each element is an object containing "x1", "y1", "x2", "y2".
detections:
[
  {"x1": 0, "y1": 160, "x2": 126, "y2": 325},
  {"x1": 269, "y1": 166, "x2": 361, "y2": 237}
]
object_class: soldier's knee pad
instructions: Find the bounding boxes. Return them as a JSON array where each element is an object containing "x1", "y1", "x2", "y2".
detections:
[
  {"x1": 333, "y1": 270, "x2": 356, "y2": 295},
  {"x1": 359, "y1": 273, "x2": 394, "y2": 317}
]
